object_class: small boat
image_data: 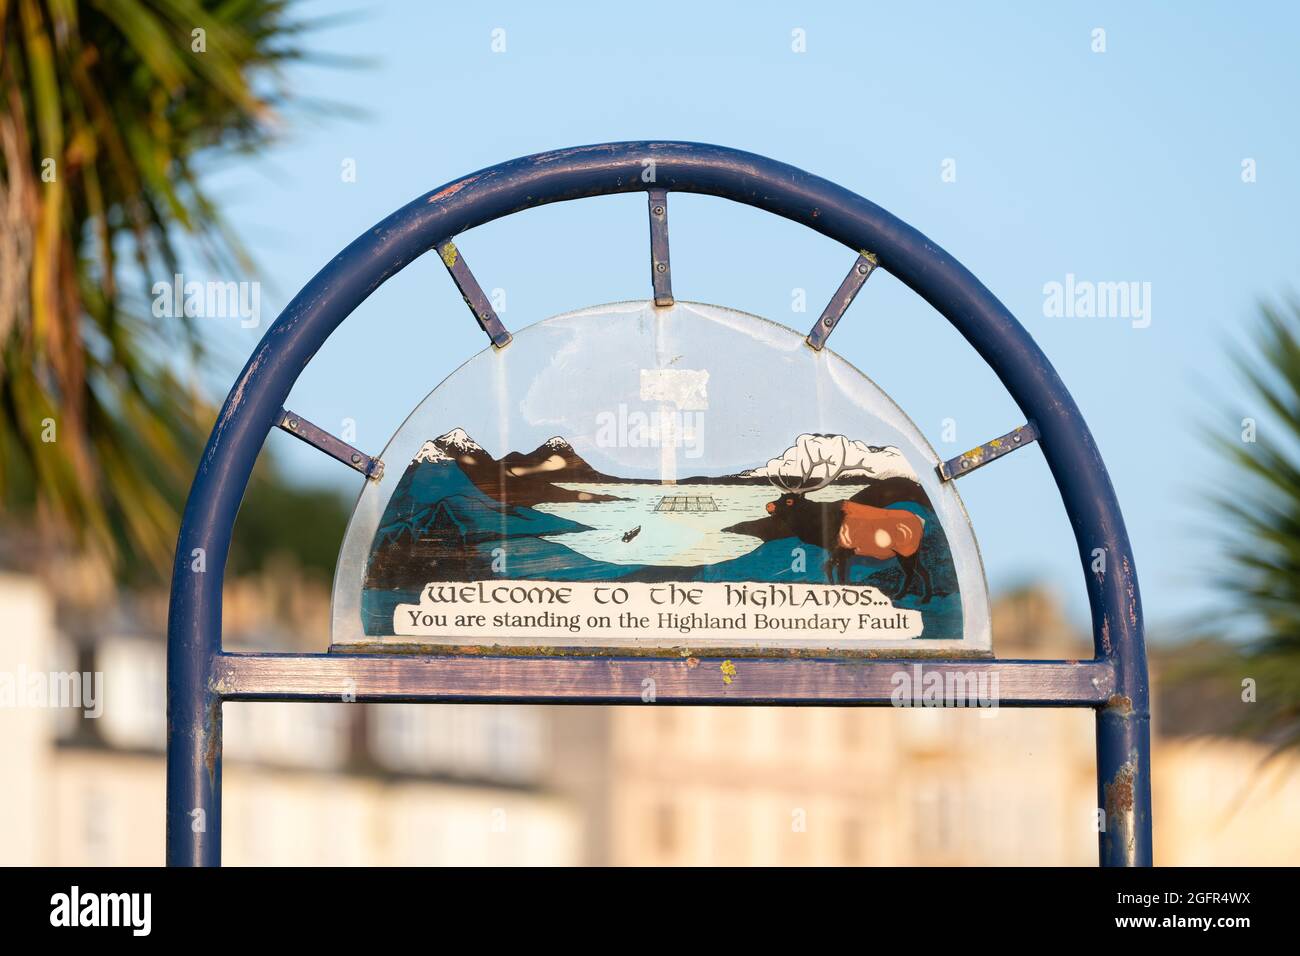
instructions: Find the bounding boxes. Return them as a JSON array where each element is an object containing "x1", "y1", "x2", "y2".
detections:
[{"x1": 622, "y1": 526, "x2": 641, "y2": 543}]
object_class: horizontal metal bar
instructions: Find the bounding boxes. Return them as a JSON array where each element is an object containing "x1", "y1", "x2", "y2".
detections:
[
  {"x1": 213, "y1": 652, "x2": 1114, "y2": 706},
  {"x1": 806, "y1": 252, "x2": 878, "y2": 350},
  {"x1": 435, "y1": 239, "x2": 512, "y2": 348},
  {"x1": 276, "y1": 409, "x2": 384, "y2": 480},
  {"x1": 647, "y1": 189, "x2": 673, "y2": 306},
  {"x1": 938, "y1": 422, "x2": 1039, "y2": 482}
]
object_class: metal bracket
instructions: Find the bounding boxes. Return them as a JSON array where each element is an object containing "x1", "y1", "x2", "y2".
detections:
[
  {"x1": 937, "y1": 422, "x2": 1039, "y2": 482},
  {"x1": 276, "y1": 408, "x2": 385, "y2": 481},
  {"x1": 806, "y1": 252, "x2": 878, "y2": 350},
  {"x1": 647, "y1": 189, "x2": 673, "y2": 306},
  {"x1": 435, "y1": 239, "x2": 512, "y2": 349}
]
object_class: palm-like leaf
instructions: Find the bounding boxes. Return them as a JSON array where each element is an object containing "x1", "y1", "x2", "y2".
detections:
[
  {"x1": 1202, "y1": 301, "x2": 1300, "y2": 748},
  {"x1": 0, "y1": 0, "x2": 302, "y2": 572}
]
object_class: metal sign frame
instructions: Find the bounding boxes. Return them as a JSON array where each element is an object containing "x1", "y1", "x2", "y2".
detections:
[{"x1": 166, "y1": 141, "x2": 1151, "y2": 866}]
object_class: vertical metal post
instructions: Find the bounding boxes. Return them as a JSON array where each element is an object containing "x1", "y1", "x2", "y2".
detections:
[
  {"x1": 166, "y1": 535, "x2": 223, "y2": 866},
  {"x1": 1097, "y1": 703, "x2": 1152, "y2": 866},
  {"x1": 1097, "y1": 624, "x2": 1153, "y2": 865}
]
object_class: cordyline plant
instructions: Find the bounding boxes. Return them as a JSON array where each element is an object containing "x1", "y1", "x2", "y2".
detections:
[
  {"x1": 1200, "y1": 300, "x2": 1300, "y2": 751},
  {"x1": 0, "y1": 0, "x2": 306, "y2": 577}
]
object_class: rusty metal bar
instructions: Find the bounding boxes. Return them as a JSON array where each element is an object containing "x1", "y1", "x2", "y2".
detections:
[
  {"x1": 276, "y1": 409, "x2": 384, "y2": 480},
  {"x1": 937, "y1": 422, "x2": 1039, "y2": 482},
  {"x1": 806, "y1": 252, "x2": 878, "y2": 350},
  {"x1": 214, "y1": 652, "x2": 1115, "y2": 707},
  {"x1": 435, "y1": 239, "x2": 512, "y2": 348},
  {"x1": 647, "y1": 189, "x2": 673, "y2": 306}
]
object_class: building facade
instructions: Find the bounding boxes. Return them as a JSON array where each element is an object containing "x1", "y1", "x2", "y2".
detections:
[
  {"x1": 0, "y1": 573, "x2": 580, "y2": 866},
  {"x1": 2, "y1": 574, "x2": 1296, "y2": 865}
]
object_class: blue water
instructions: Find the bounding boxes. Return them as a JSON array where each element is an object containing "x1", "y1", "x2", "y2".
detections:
[{"x1": 534, "y1": 482, "x2": 870, "y2": 566}]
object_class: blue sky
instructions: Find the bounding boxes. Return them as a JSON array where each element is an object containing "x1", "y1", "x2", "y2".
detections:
[{"x1": 193, "y1": 1, "x2": 1299, "y2": 638}]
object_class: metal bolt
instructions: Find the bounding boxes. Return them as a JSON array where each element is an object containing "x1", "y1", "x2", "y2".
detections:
[
  {"x1": 288, "y1": 419, "x2": 298, "y2": 430},
  {"x1": 961, "y1": 460, "x2": 970, "y2": 470},
  {"x1": 857, "y1": 263, "x2": 869, "y2": 275},
  {"x1": 656, "y1": 262, "x2": 667, "y2": 273},
  {"x1": 824, "y1": 316, "x2": 834, "y2": 327},
  {"x1": 653, "y1": 205, "x2": 665, "y2": 216},
  {"x1": 351, "y1": 453, "x2": 362, "y2": 464},
  {"x1": 1013, "y1": 434, "x2": 1022, "y2": 443}
]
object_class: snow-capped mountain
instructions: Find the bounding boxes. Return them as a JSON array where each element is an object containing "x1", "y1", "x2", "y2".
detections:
[
  {"x1": 412, "y1": 429, "x2": 487, "y2": 464},
  {"x1": 402, "y1": 428, "x2": 620, "y2": 506},
  {"x1": 412, "y1": 440, "x2": 452, "y2": 464},
  {"x1": 501, "y1": 435, "x2": 605, "y2": 481},
  {"x1": 434, "y1": 427, "x2": 485, "y2": 455}
]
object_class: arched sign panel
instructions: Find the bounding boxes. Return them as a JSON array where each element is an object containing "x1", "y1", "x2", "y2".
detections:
[{"x1": 332, "y1": 300, "x2": 991, "y2": 656}]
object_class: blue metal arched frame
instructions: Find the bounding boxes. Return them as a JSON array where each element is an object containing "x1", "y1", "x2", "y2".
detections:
[{"x1": 167, "y1": 142, "x2": 1151, "y2": 866}]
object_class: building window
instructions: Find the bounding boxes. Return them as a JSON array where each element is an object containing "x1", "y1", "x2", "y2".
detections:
[
  {"x1": 841, "y1": 712, "x2": 863, "y2": 750},
  {"x1": 653, "y1": 800, "x2": 678, "y2": 858},
  {"x1": 841, "y1": 816, "x2": 864, "y2": 866}
]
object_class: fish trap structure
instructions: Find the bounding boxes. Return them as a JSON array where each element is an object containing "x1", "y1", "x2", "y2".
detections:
[{"x1": 654, "y1": 494, "x2": 719, "y2": 512}]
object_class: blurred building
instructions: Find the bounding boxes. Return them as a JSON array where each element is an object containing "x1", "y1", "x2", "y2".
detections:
[
  {"x1": 0, "y1": 573, "x2": 579, "y2": 865},
  {"x1": 1, "y1": 572, "x2": 1297, "y2": 865},
  {"x1": 551, "y1": 588, "x2": 1300, "y2": 865},
  {"x1": 552, "y1": 588, "x2": 1098, "y2": 865}
]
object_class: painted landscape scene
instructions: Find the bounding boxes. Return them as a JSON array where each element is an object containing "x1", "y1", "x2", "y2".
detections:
[{"x1": 361, "y1": 428, "x2": 963, "y2": 639}]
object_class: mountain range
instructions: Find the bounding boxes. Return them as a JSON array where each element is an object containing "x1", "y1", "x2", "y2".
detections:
[
  {"x1": 409, "y1": 428, "x2": 909, "y2": 496},
  {"x1": 416, "y1": 428, "x2": 622, "y2": 507}
]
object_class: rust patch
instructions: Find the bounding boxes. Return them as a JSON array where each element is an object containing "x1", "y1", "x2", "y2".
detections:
[
  {"x1": 686, "y1": 657, "x2": 700, "y2": 669},
  {"x1": 427, "y1": 175, "x2": 480, "y2": 203},
  {"x1": 1104, "y1": 758, "x2": 1136, "y2": 816},
  {"x1": 720, "y1": 660, "x2": 737, "y2": 685},
  {"x1": 203, "y1": 696, "x2": 223, "y2": 789},
  {"x1": 1100, "y1": 615, "x2": 1112, "y2": 655},
  {"x1": 1105, "y1": 694, "x2": 1133, "y2": 716}
]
